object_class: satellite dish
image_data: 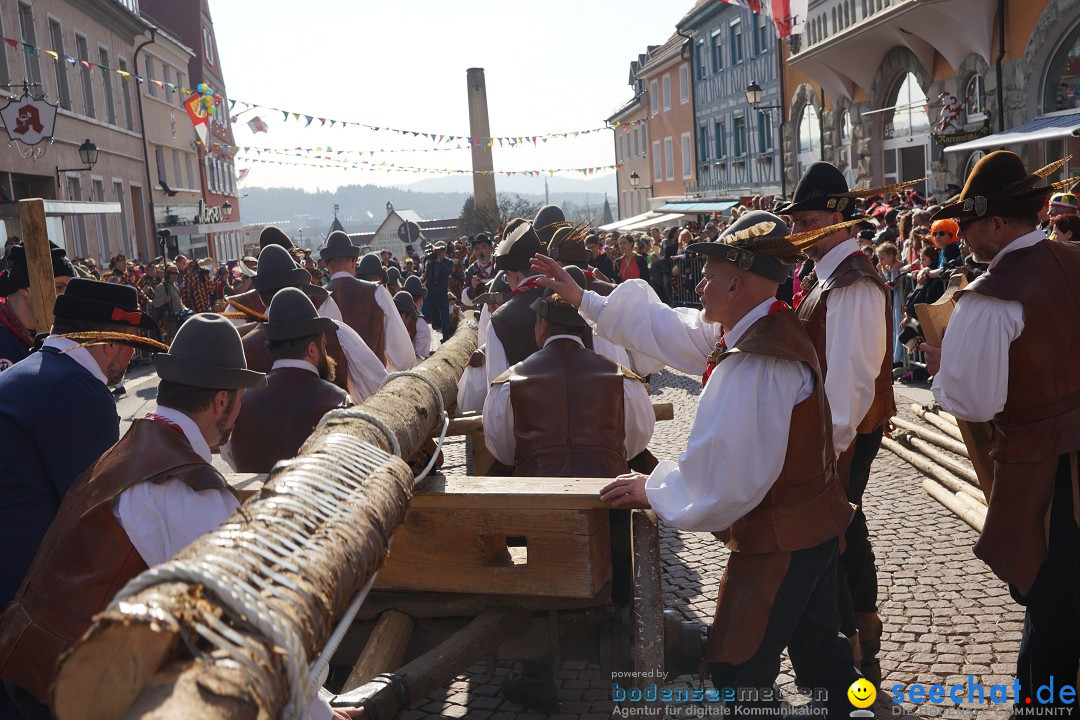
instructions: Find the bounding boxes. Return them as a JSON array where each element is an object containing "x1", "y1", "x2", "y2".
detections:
[{"x1": 397, "y1": 221, "x2": 421, "y2": 243}]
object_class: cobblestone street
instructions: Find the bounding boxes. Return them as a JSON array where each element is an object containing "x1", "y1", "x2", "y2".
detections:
[{"x1": 407, "y1": 369, "x2": 1024, "y2": 720}]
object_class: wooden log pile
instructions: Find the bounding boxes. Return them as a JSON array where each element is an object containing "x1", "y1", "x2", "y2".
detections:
[
  {"x1": 883, "y1": 403, "x2": 988, "y2": 532},
  {"x1": 51, "y1": 320, "x2": 480, "y2": 720}
]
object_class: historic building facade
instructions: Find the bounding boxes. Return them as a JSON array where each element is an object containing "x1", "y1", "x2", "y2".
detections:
[
  {"x1": 782, "y1": 0, "x2": 1079, "y2": 196},
  {"x1": 607, "y1": 58, "x2": 650, "y2": 221}
]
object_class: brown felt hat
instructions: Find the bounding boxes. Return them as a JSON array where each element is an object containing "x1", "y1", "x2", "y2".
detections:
[
  {"x1": 931, "y1": 151, "x2": 1069, "y2": 223},
  {"x1": 320, "y1": 230, "x2": 360, "y2": 261},
  {"x1": 263, "y1": 287, "x2": 337, "y2": 341}
]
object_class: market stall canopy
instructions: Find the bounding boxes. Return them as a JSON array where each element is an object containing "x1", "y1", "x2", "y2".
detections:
[
  {"x1": 944, "y1": 111, "x2": 1080, "y2": 154},
  {"x1": 598, "y1": 210, "x2": 663, "y2": 232},
  {"x1": 655, "y1": 200, "x2": 738, "y2": 214}
]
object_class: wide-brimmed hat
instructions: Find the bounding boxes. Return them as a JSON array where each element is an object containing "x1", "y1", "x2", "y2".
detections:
[
  {"x1": 357, "y1": 253, "x2": 388, "y2": 283},
  {"x1": 263, "y1": 287, "x2": 338, "y2": 341},
  {"x1": 495, "y1": 218, "x2": 543, "y2": 272},
  {"x1": 320, "y1": 230, "x2": 360, "y2": 261},
  {"x1": 533, "y1": 204, "x2": 570, "y2": 245},
  {"x1": 54, "y1": 277, "x2": 161, "y2": 336},
  {"x1": 0, "y1": 243, "x2": 74, "y2": 297},
  {"x1": 393, "y1": 290, "x2": 418, "y2": 320},
  {"x1": 403, "y1": 275, "x2": 427, "y2": 299},
  {"x1": 259, "y1": 226, "x2": 296, "y2": 251},
  {"x1": 386, "y1": 266, "x2": 402, "y2": 285},
  {"x1": 530, "y1": 289, "x2": 586, "y2": 328},
  {"x1": 931, "y1": 152, "x2": 1077, "y2": 223},
  {"x1": 780, "y1": 161, "x2": 921, "y2": 218},
  {"x1": 686, "y1": 210, "x2": 863, "y2": 283},
  {"x1": 154, "y1": 314, "x2": 266, "y2": 389},
  {"x1": 253, "y1": 244, "x2": 312, "y2": 292},
  {"x1": 547, "y1": 222, "x2": 592, "y2": 264}
]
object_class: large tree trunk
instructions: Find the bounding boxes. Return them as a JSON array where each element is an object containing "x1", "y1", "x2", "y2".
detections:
[{"x1": 52, "y1": 320, "x2": 479, "y2": 720}]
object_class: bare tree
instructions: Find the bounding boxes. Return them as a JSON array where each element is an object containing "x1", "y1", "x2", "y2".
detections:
[{"x1": 458, "y1": 193, "x2": 544, "y2": 237}]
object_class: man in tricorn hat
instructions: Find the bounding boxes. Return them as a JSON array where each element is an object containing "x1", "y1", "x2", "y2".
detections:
[
  {"x1": 484, "y1": 218, "x2": 546, "y2": 387},
  {"x1": 532, "y1": 211, "x2": 860, "y2": 718},
  {"x1": 782, "y1": 161, "x2": 903, "y2": 684},
  {"x1": 321, "y1": 231, "x2": 415, "y2": 372},
  {"x1": 0, "y1": 278, "x2": 163, "y2": 615},
  {"x1": 225, "y1": 288, "x2": 351, "y2": 472},
  {"x1": 0, "y1": 242, "x2": 75, "y2": 371},
  {"x1": 460, "y1": 233, "x2": 495, "y2": 307},
  {"x1": 922, "y1": 151, "x2": 1080, "y2": 717}
]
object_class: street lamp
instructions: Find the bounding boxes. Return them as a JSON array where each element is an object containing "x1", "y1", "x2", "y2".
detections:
[
  {"x1": 222, "y1": 200, "x2": 233, "y2": 220},
  {"x1": 628, "y1": 170, "x2": 652, "y2": 195},
  {"x1": 55, "y1": 138, "x2": 100, "y2": 191},
  {"x1": 745, "y1": 82, "x2": 781, "y2": 115}
]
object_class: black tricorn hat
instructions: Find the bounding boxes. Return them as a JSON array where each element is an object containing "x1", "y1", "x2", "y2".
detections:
[
  {"x1": 931, "y1": 151, "x2": 1076, "y2": 223},
  {"x1": 780, "y1": 162, "x2": 923, "y2": 218},
  {"x1": 494, "y1": 218, "x2": 543, "y2": 272},
  {"x1": 403, "y1": 275, "x2": 427, "y2": 299},
  {"x1": 54, "y1": 277, "x2": 161, "y2": 336},
  {"x1": 0, "y1": 243, "x2": 75, "y2": 297},
  {"x1": 253, "y1": 244, "x2": 312, "y2": 292},
  {"x1": 473, "y1": 270, "x2": 511, "y2": 306},
  {"x1": 687, "y1": 210, "x2": 863, "y2": 283},
  {"x1": 259, "y1": 226, "x2": 296, "y2": 251},
  {"x1": 154, "y1": 314, "x2": 266, "y2": 389},
  {"x1": 320, "y1": 230, "x2": 360, "y2": 261},
  {"x1": 547, "y1": 223, "x2": 592, "y2": 264},
  {"x1": 263, "y1": 287, "x2": 338, "y2": 341},
  {"x1": 393, "y1": 290, "x2": 418, "y2": 320},
  {"x1": 357, "y1": 253, "x2": 388, "y2": 283}
]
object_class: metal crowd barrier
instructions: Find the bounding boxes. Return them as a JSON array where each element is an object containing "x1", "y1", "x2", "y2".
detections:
[
  {"x1": 672, "y1": 255, "x2": 704, "y2": 308},
  {"x1": 892, "y1": 273, "x2": 927, "y2": 378}
]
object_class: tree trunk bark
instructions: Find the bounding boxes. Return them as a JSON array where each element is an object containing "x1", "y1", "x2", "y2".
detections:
[{"x1": 53, "y1": 321, "x2": 479, "y2": 720}]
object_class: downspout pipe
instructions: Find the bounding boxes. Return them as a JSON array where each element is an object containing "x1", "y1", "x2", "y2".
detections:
[
  {"x1": 133, "y1": 28, "x2": 158, "y2": 261},
  {"x1": 995, "y1": 0, "x2": 1005, "y2": 133}
]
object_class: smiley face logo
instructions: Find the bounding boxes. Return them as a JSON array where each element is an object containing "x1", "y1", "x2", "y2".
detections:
[{"x1": 847, "y1": 678, "x2": 876, "y2": 708}]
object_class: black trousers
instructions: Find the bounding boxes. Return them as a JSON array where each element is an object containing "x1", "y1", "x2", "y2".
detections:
[
  {"x1": 837, "y1": 427, "x2": 883, "y2": 637},
  {"x1": 710, "y1": 538, "x2": 860, "y2": 719},
  {"x1": 4, "y1": 681, "x2": 51, "y2": 720},
  {"x1": 1009, "y1": 454, "x2": 1080, "y2": 719}
]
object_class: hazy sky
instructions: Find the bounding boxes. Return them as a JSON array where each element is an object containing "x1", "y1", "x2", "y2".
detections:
[{"x1": 212, "y1": 0, "x2": 686, "y2": 193}]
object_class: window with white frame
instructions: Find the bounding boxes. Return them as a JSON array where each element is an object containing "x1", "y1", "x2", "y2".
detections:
[
  {"x1": 99, "y1": 47, "x2": 115, "y2": 125},
  {"x1": 797, "y1": 105, "x2": 822, "y2": 177},
  {"x1": 650, "y1": 79, "x2": 659, "y2": 114},
  {"x1": 662, "y1": 74, "x2": 671, "y2": 111},
  {"x1": 145, "y1": 55, "x2": 157, "y2": 99},
  {"x1": 681, "y1": 132, "x2": 692, "y2": 179},
  {"x1": 699, "y1": 125, "x2": 709, "y2": 163},
  {"x1": 711, "y1": 31, "x2": 723, "y2": 74},
  {"x1": 632, "y1": 127, "x2": 640, "y2": 157},
  {"x1": 697, "y1": 39, "x2": 707, "y2": 78},
  {"x1": 715, "y1": 120, "x2": 726, "y2": 159},
  {"x1": 755, "y1": 12, "x2": 770, "y2": 54},
  {"x1": 118, "y1": 58, "x2": 134, "y2": 129},
  {"x1": 965, "y1": 75, "x2": 987, "y2": 121},
  {"x1": 203, "y1": 27, "x2": 215, "y2": 65},
  {"x1": 18, "y1": 3, "x2": 41, "y2": 88},
  {"x1": 185, "y1": 152, "x2": 195, "y2": 189},
  {"x1": 162, "y1": 63, "x2": 174, "y2": 104},
  {"x1": 48, "y1": 19, "x2": 70, "y2": 110},
  {"x1": 758, "y1": 111, "x2": 774, "y2": 151},
  {"x1": 664, "y1": 136, "x2": 674, "y2": 180},
  {"x1": 679, "y1": 65, "x2": 689, "y2": 104},
  {"x1": 653, "y1": 140, "x2": 662, "y2": 182},
  {"x1": 155, "y1": 146, "x2": 167, "y2": 186},
  {"x1": 76, "y1": 34, "x2": 95, "y2": 117}
]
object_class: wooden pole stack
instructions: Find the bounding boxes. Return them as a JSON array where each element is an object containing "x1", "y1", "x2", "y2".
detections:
[
  {"x1": 883, "y1": 403, "x2": 988, "y2": 532},
  {"x1": 52, "y1": 320, "x2": 480, "y2": 720},
  {"x1": 19, "y1": 199, "x2": 57, "y2": 333}
]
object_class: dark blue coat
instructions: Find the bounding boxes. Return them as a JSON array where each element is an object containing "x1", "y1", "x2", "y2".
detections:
[
  {"x1": 0, "y1": 346, "x2": 119, "y2": 609},
  {"x1": 0, "y1": 323, "x2": 32, "y2": 372}
]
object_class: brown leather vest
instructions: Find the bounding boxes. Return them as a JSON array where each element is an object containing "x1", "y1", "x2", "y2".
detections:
[
  {"x1": 959, "y1": 238, "x2": 1080, "y2": 593},
  {"x1": 797, "y1": 251, "x2": 896, "y2": 436},
  {"x1": 228, "y1": 366, "x2": 350, "y2": 472},
  {"x1": 327, "y1": 276, "x2": 386, "y2": 363},
  {"x1": 240, "y1": 323, "x2": 350, "y2": 396},
  {"x1": 230, "y1": 285, "x2": 330, "y2": 320},
  {"x1": 713, "y1": 310, "x2": 853, "y2": 554},
  {"x1": 490, "y1": 286, "x2": 544, "y2": 366},
  {"x1": 0, "y1": 420, "x2": 234, "y2": 703},
  {"x1": 504, "y1": 338, "x2": 629, "y2": 478}
]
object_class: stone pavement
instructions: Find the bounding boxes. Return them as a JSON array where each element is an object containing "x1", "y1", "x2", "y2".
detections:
[{"x1": 414, "y1": 370, "x2": 1024, "y2": 720}]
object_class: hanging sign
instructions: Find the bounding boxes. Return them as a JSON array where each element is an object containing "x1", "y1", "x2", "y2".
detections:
[{"x1": 0, "y1": 92, "x2": 58, "y2": 154}]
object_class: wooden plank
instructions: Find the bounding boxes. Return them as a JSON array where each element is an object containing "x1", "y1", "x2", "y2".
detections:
[
  {"x1": 355, "y1": 584, "x2": 612, "y2": 620},
  {"x1": 341, "y1": 609, "x2": 414, "y2": 693},
  {"x1": 446, "y1": 402, "x2": 675, "y2": 436},
  {"x1": 19, "y1": 198, "x2": 55, "y2": 333},
  {"x1": 375, "y1": 507, "x2": 611, "y2": 598},
  {"x1": 914, "y1": 276, "x2": 995, "y2": 501}
]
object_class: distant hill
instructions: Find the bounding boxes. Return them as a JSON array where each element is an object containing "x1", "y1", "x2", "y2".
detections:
[{"x1": 239, "y1": 176, "x2": 619, "y2": 241}]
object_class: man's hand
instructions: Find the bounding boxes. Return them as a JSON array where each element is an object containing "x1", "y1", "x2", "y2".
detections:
[
  {"x1": 529, "y1": 254, "x2": 584, "y2": 307},
  {"x1": 599, "y1": 472, "x2": 651, "y2": 509},
  {"x1": 919, "y1": 342, "x2": 941, "y2": 376},
  {"x1": 471, "y1": 275, "x2": 482, "y2": 289},
  {"x1": 332, "y1": 707, "x2": 365, "y2": 719}
]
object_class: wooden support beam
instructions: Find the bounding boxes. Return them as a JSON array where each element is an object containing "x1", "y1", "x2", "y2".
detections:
[
  {"x1": 630, "y1": 510, "x2": 664, "y2": 686},
  {"x1": 19, "y1": 198, "x2": 56, "y2": 333},
  {"x1": 342, "y1": 609, "x2": 415, "y2": 693}
]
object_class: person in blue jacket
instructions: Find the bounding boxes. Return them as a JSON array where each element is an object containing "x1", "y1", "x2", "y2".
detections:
[
  {"x1": 0, "y1": 277, "x2": 162, "y2": 613},
  {"x1": 0, "y1": 242, "x2": 75, "y2": 372}
]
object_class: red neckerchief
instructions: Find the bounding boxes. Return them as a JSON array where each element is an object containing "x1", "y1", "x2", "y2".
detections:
[
  {"x1": 701, "y1": 300, "x2": 790, "y2": 387},
  {"x1": 512, "y1": 275, "x2": 547, "y2": 295},
  {"x1": 143, "y1": 412, "x2": 185, "y2": 436},
  {"x1": 0, "y1": 297, "x2": 34, "y2": 348}
]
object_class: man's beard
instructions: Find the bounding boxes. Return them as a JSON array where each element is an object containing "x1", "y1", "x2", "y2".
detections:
[
  {"x1": 318, "y1": 351, "x2": 337, "y2": 383},
  {"x1": 213, "y1": 392, "x2": 240, "y2": 448},
  {"x1": 105, "y1": 356, "x2": 129, "y2": 386}
]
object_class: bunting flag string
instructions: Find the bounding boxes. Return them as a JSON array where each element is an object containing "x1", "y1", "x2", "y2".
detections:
[
  {"x1": 208, "y1": 142, "x2": 553, "y2": 156},
  {"x1": 234, "y1": 151, "x2": 621, "y2": 177}
]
